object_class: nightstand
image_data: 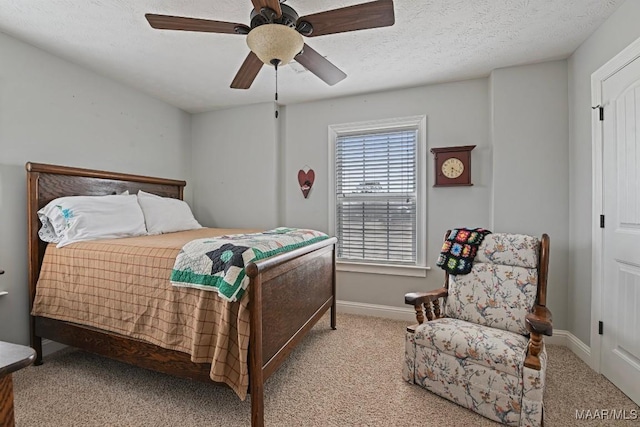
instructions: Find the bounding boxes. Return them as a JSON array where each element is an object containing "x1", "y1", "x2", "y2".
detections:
[{"x1": 0, "y1": 341, "x2": 36, "y2": 427}]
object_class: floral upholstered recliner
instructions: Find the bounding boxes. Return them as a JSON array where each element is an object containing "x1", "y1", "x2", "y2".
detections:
[{"x1": 403, "y1": 232, "x2": 552, "y2": 426}]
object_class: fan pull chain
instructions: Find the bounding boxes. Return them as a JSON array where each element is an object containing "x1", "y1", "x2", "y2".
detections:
[{"x1": 270, "y1": 58, "x2": 281, "y2": 119}]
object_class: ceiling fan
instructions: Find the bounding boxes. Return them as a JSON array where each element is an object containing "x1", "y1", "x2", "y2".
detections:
[{"x1": 145, "y1": 0, "x2": 395, "y2": 90}]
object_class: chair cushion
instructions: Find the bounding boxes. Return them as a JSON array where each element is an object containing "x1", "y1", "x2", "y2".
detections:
[
  {"x1": 445, "y1": 262, "x2": 538, "y2": 335},
  {"x1": 475, "y1": 233, "x2": 540, "y2": 268},
  {"x1": 414, "y1": 317, "x2": 528, "y2": 378}
]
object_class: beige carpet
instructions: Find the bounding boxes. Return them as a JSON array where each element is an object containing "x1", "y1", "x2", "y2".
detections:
[{"x1": 13, "y1": 313, "x2": 639, "y2": 426}]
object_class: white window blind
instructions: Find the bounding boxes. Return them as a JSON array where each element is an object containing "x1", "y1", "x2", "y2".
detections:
[{"x1": 335, "y1": 129, "x2": 417, "y2": 264}]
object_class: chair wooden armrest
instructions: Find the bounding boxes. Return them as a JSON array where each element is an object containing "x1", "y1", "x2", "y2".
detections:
[
  {"x1": 404, "y1": 288, "x2": 449, "y2": 330},
  {"x1": 524, "y1": 305, "x2": 553, "y2": 370},
  {"x1": 526, "y1": 305, "x2": 553, "y2": 336},
  {"x1": 404, "y1": 288, "x2": 448, "y2": 306}
]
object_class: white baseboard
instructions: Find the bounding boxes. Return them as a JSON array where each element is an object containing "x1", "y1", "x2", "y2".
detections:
[
  {"x1": 42, "y1": 339, "x2": 67, "y2": 357},
  {"x1": 337, "y1": 300, "x2": 592, "y2": 365},
  {"x1": 337, "y1": 300, "x2": 417, "y2": 322},
  {"x1": 546, "y1": 330, "x2": 591, "y2": 365}
]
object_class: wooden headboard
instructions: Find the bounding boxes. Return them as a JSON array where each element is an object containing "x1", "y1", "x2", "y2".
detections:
[{"x1": 25, "y1": 162, "x2": 187, "y2": 314}]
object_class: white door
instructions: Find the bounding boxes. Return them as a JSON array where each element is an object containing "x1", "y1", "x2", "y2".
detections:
[{"x1": 601, "y1": 54, "x2": 640, "y2": 405}]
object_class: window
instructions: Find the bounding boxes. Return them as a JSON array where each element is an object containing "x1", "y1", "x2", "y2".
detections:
[{"x1": 329, "y1": 116, "x2": 427, "y2": 276}]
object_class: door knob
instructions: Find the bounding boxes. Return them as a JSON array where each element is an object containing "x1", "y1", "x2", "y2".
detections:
[{"x1": 0, "y1": 269, "x2": 6, "y2": 296}]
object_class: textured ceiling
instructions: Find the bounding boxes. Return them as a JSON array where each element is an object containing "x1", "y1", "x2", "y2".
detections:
[{"x1": 0, "y1": 0, "x2": 625, "y2": 113}]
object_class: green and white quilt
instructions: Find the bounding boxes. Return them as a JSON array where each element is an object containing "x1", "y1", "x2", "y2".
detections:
[{"x1": 170, "y1": 227, "x2": 329, "y2": 302}]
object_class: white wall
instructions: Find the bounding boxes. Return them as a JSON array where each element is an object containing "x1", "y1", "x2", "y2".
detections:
[
  {"x1": 282, "y1": 80, "x2": 492, "y2": 306},
  {"x1": 568, "y1": 0, "x2": 640, "y2": 344},
  {"x1": 189, "y1": 80, "x2": 492, "y2": 308},
  {"x1": 191, "y1": 69, "x2": 573, "y2": 327},
  {"x1": 490, "y1": 60, "x2": 569, "y2": 330},
  {"x1": 0, "y1": 32, "x2": 192, "y2": 345},
  {"x1": 190, "y1": 102, "x2": 280, "y2": 230}
]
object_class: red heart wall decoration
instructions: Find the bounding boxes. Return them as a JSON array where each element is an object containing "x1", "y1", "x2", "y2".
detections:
[{"x1": 298, "y1": 168, "x2": 315, "y2": 199}]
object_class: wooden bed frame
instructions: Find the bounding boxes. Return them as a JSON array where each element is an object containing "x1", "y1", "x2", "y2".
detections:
[{"x1": 26, "y1": 162, "x2": 337, "y2": 427}]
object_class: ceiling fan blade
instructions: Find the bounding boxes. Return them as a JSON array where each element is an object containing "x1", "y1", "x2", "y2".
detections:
[
  {"x1": 295, "y1": 44, "x2": 346, "y2": 86},
  {"x1": 251, "y1": 0, "x2": 282, "y2": 17},
  {"x1": 145, "y1": 14, "x2": 249, "y2": 34},
  {"x1": 231, "y1": 51, "x2": 264, "y2": 89},
  {"x1": 297, "y1": 0, "x2": 394, "y2": 37}
]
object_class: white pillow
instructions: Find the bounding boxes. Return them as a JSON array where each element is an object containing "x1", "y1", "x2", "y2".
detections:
[
  {"x1": 37, "y1": 190, "x2": 131, "y2": 244},
  {"x1": 38, "y1": 194, "x2": 147, "y2": 247},
  {"x1": 137, "y1": 190, "x2": 202, "y2": 235}
]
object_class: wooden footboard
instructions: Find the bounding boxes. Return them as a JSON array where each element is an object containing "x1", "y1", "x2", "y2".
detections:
[
  {"x1": 26, "y1": 162, "x2": 337, "y2": 427},
  {"x1": 247, "y1": 237, "x2": 336, "y2": 427}
]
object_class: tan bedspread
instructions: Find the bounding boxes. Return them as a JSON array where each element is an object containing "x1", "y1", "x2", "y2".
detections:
[{"x1": 32, "y1": 227, "x2": 260, "y2": 399}]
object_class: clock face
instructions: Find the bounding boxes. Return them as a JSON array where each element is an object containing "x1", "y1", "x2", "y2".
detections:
[{"x1": 441, "y1": 157, "x2": 464, "y2": 179}]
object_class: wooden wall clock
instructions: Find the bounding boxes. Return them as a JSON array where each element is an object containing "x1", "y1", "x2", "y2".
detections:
[{"x1": 430, "y1": 145, "x2": 475, "y2": 187}]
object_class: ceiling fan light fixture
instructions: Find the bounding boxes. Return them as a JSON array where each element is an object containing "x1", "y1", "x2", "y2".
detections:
[{"x1": 246, "y1": 24, "x2": 304, "y2": 66}]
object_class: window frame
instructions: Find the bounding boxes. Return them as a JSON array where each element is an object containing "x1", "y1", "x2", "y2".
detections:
[{"x1": 328, "y1": 115, "x2": 428, "y2": 277}]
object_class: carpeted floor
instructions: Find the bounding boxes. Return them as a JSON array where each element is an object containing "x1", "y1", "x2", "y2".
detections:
[{"x1": 12, "y1": 313, "x2": 640, "y2": 426}]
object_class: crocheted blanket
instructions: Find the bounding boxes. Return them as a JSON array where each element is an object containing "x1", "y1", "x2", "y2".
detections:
[
  {"x1": 170, "y1": 227, "x2": 329, "y2": 301},
  {"x1": 436, "y1": 228, "x2": 492, "y2": 275}
]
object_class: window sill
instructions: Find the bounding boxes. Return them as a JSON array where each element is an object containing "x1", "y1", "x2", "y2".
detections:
[{"x1": 336, "y1": 261, "x2": 431, "y2": 277}]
